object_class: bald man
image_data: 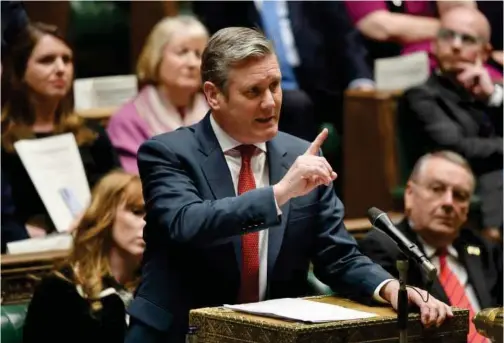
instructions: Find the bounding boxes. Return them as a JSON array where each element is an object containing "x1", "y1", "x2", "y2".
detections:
[{"x1": 398, "y1": 7, "x2": 503, "y2": 242}]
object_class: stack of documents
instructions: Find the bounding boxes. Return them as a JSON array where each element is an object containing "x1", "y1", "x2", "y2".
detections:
[
  {"x1": 224, "y1": 298, "x2": 377, "y2": 323},
  {"x1": 374, "y1": 51, "x2": 430, "y2": 91},
  {"x1": 7, "y1": 233, "x2": 73, "y2": 255},
  {"x1": 74, "y1": 75, "x2": 138, "y2": 110}
]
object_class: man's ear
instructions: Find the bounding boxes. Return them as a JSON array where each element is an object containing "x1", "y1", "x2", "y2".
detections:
[
  {"x1": 203, "y1": 81, "x2": 222, "y2": 111},
  {"x1": 480, "y1": 42, "x2": 493, "y2": 63},
  {"x1": 431, "y1": 40, "x2": 438, "y2": 56},
  {"x1": 404, "y1": 180, "x2": 414, "y2": 214}
]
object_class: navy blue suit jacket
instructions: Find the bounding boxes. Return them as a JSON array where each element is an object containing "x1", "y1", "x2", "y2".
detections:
[
  {"x1": 128, "y1": 114, "x2": 391, "y2": 342},
  {"x1": 192, "y1": 1, "x2": 371, "y2": 93}
]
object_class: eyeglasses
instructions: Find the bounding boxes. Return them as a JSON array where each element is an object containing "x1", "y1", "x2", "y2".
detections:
[{"x1": 437, "y1": 28, "x2": 484, "y2": 46}]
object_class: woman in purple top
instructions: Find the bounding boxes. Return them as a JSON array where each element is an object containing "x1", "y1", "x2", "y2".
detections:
[
  {"x1": 107, "y1": 16, "x2": 209, "y2": 173},
  {"x1": 344, "y1": 0, "x2": 502, "y2": 80}
]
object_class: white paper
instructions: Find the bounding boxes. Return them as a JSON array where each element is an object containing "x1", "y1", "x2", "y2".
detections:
[
  {"x1": 224, "y1": 298, "x2": 377, "y2": 323},
  {"x1": 7, "y1": 233, "x2": 73, "y2": 254},
  {"x1": 73, "y1": 74, "x2": 138, "y2": 110},
  {"x1": 374, "y1": 51, "x2": 430, "y2": 91},
  {"x1": 14, "y1": 134, "x2": 91, "y2": 232}
]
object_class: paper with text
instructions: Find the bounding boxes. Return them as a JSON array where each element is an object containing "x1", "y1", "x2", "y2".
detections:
[
  {"x1": 14, "y1": 134, "x2": 91, "y2": 232},
  {"x1": 224, "y1": 298, "x2": 377, "y2": 323},
  {"x1": 7, "y1": 233, "x2": 73, "y2": 254},
  {"x1": 375, "y1": 51, "x2": 430, "y2": 91},
  {"x1": 74, "y1": 74, "x2": 138, "y2": 110}
]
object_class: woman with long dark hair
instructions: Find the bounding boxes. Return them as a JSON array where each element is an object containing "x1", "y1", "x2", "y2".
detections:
[{"x1": 1, "y1": 22, "x2": 120, "y2": 249}]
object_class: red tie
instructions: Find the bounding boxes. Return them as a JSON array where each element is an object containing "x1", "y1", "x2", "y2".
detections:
[
  {"x1": 236, "y1": 145, "x2": 260, "y2": 304},
  {"x1": 437, "y1": 249, "x2": 486, "y2": 343}
]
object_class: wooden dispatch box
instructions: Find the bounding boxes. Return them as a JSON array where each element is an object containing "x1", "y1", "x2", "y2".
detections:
[{"x1": 189, "y1": 296, "x2": 469, "y2": 343}]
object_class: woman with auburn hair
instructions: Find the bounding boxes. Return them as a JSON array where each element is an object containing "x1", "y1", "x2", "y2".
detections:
[
  {"x1": 1, "y1": 22, "x2": 120, "y2": 250},
  {"x1": 23, "y1": 171, "x2": 145, "y2": 343},
  {"x1": 107, "y1": 15, "x2": 209, "y2": 173}
]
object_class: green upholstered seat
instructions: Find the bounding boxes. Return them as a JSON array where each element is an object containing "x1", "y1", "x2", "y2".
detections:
[
  {"x1": 1, "y1": 303, "x2": 29, "y2": 343},
  {"x1": 307, "y1": 271, "x2": 333, "y2": 296}
]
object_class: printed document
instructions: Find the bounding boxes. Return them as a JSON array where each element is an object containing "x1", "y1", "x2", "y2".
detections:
[
  {"x1": 224, "y1": 298, "x2": 377, "y2": 323},
  {"x1": 375, "y1": 51, "x2": 430, "y2": 91},
  {"x1": 14, "y1": 133, "x2": 91, "y2": 232}
]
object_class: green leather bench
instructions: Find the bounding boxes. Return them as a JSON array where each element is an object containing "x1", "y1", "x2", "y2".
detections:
[
  {"x1": 0, "y1": 272, "x2": 332, "y2": 343},
  {"x1": 1, "y1": 303, "x2": 28, "y2": 343}
]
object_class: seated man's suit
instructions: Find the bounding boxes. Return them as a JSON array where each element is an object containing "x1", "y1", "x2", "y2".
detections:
[
  {"x1": 360, "y1": 220, "x2": 503, "y2": 309},
  {"x1": 399, "y1": 74, "x2": 503, "y2": 229}
]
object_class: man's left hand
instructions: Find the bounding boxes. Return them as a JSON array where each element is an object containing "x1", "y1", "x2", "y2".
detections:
[
  {"x1": 456, "y1": 59, "x2": 495, "y2": 101},
  {"x1": 380, "y1": 280, "x2": 454, "y2": 328}
]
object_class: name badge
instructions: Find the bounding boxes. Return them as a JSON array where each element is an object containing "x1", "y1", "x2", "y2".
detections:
[{"x1": 466, "y1": 246, "x2": 481, "y2": 256}]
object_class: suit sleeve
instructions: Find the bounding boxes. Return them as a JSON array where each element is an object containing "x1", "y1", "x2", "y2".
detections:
[
  {"x1": 318, "y1": 2, "x2": 373, "y2": 85},
  {"x1": 137, "y1": 138, "x2": 281, "y2": 246},
  {"x1": 404, "y1": 87, "x2": 503, "y2": 161},
  {"x1": 490, "y1": 242, "x2": 503, "y2": 305},
  {"x1": 358, "y1": 229, "x2": 402, "y2": 279},
  {"x1": 311, "y1": 181, "x2": 392, "y2": 301},
  {"x1": 1, "y1": 171, "x2": 29, "y2": 253}
]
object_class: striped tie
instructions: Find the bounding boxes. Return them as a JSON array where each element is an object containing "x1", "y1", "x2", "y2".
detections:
[{"x1": 437, "y1": 249, "x2": 486, "y2": 343}]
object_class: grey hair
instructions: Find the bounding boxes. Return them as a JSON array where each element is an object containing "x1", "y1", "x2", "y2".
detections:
[
  {"x1": 409, "y1": 150, "x2": 475, "y2": 188},
  {"x1": 201, "y1": 27, "x2": 275, "y2": 94}
]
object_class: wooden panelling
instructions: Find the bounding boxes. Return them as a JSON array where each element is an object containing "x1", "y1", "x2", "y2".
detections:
[
  {"x1": 130, "y1": 0, "x2": 179, "y2": 70},
  {"x1": 343, "y1": 90, "x2": 403, "y2": 218},
  {"x1": 23, "y1": 1, "x2": 71, "y2": 36}
]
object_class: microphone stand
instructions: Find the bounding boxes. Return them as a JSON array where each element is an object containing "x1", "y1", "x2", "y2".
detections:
[{"x1": 396, "y1": 253, "x2": 409, "y2": 343}]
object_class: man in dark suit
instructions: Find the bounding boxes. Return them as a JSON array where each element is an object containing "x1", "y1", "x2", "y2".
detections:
[
  {"x1": 125, "y1": 27, "x2": 451, "y2": 343},
  {"x1": 192, "y1": 0, "x2": 374, "y2": 142},
  {"x1": 398, "y1": 7, "x2": 503, "y2": 242},
  {"x1": 360, "y1": 150, "x2": 503, "y2": 343}
]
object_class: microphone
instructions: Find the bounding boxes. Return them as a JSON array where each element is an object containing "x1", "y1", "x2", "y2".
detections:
[{"x1": 367, "y1": 207, "x2": 437, "y2": 282}]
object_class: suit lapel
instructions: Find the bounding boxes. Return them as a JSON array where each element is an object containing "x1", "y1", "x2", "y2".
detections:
[
  {"x1": 266, "y1": 137, "x2": 290, "y2": 282},
  {"x1": 396, "y1": 221, "x2": 450, "y2": 304},
  {"x1": 455, "y1": 242, "x2": 493, "y2": 308},
  {"x1": 195, "y1": 113, "x2": 242, "y2": 271}
]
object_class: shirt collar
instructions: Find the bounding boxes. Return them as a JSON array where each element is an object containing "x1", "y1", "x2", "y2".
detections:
[
  {"x1": 210, "y1": 113, "x2": 267, "y2": 153},
  {"x1": 409, "y1": 219, "x2": 458, "y2": 259}
]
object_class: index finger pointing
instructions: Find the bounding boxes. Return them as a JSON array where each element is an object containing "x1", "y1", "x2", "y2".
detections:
[{"x1": 305, "y1": 128, "x2": 328, "y2": 155}]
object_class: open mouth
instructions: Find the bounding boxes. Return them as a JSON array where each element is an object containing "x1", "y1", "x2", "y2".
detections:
[{"x1": 255, "y1": 116, "x2": 274, "y2": 124}]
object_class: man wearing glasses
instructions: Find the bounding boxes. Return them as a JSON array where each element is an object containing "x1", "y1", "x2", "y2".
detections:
[
  {"x1": 398, "y1": 6, "x2": 503, "y2": 243},
  {"x1": 360, "y1": 151, "x2": 503, "y2": 343}
]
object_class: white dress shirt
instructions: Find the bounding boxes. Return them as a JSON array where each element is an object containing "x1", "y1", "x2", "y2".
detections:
[
  {"x1": 210, "y1": 115, "x2": 390, "y2": 302},
  {"x1": 417, "y1": 237, "x2": 481, "y2": 312}
]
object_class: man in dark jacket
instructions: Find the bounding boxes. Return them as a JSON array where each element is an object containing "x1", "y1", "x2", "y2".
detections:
[
  {"x1": 398, "y1": 7, "x2": 503, "y2": 241},
  {"x1": 361, "y1": 150, "x2": 502, "y2": 343}
]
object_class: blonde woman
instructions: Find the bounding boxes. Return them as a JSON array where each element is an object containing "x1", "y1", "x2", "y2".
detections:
[
  {"x1": 23, "y1": 171, "x2": 145, "y2": 343},
  {"x1": 107, "y1": 16, "x2": 209, "y2": 173}
]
